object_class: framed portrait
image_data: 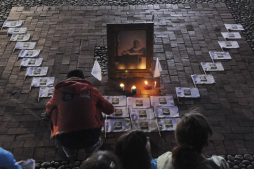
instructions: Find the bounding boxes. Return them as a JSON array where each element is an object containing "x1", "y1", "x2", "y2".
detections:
[{"x1": 107, "y1": 23, "x2": 154, "y2": 77}]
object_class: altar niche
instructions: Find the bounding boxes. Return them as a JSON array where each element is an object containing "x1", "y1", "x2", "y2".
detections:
[{"x1": 107, "y1": 23, "x2": 154, "y2": 77}]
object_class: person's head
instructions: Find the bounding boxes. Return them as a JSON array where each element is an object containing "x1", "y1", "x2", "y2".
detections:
[
  {"x1": 67, "y1": 69, "x2": 85, "y2": 79},
  {"x1": 80, "y1": 151, "x2": 122, "y2": 169},
  {"x1": 172, "y1": 113, "x2": 213, "y2": 169},
  {"x1": 115, "y1": 130, "x2": 151, "y2": 169},
  {"x1": 133, "y1": 40, "x2": 141, "y2": 48}
]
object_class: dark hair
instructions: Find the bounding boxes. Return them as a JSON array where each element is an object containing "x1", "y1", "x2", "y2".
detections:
[
  {"x1": 80, "y1": 151, "x2": 122, "y2": 169},
  {"x1": 172, "y1": 113, "x2": 213, "y2": 169},
  {"x1": 67, "y1": 69, "x2": 85, "y2": 79},
  {"x1": 115, "y1": 130, "x2": 151, "y2": 169}
]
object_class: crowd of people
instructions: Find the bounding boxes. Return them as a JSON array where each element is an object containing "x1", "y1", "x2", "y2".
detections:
[{"x1": 1, "y1": 69, "x2": 230, "y2": 169}]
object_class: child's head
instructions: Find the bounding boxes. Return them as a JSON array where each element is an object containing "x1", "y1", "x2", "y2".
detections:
[
  {"x1": 80, "y1": 151, "x2": 122, "y2": 169},
  {"x1": 115, "y1": 130, "x2": 151, "y2": 169},
  {"x1": 172, "y1": 113, "x2": 213, "y2": 169}
]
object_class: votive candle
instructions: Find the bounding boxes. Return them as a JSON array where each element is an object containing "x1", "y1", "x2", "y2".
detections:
[{"x1": 131, "y1": 86, "x2": 136, "y2": 95}]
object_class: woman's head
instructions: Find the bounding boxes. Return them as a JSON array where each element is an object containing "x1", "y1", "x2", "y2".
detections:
[
  {"x1": 172, "y1": 113, "x2": 213, "y2": 169},
  {"x1": 80, "y1": 151, "x2": 122, "y2": 169},
  {"x1": 115, "y1": 130, "x2": 151, "y2": 169}
]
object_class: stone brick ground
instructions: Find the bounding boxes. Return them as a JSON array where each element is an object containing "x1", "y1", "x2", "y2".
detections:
[{"x1": 0, "y1": 3, "x2": 254, "y2": 162}]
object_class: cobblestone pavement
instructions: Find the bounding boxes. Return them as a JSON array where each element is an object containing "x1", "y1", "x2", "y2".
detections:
[{"x1": 0, "y1": 3, "x2": 254, "y2": 163}]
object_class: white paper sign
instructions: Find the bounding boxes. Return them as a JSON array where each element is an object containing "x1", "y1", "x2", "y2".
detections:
[
  {"x1": 105, "y1": 107, "x2": 128, "y2": 118},
  {"x1": 191, "y1": 74, "x2": 215, "y2": 84},
  {"x1": 221, "y1": 32, "x2": 241, "y2": 39},
  {"x1": 18, "y1": 50, "x2": 40, "y2": 58},
  {"x1": 201, "y1": 62, "x2": 224, "y2": 72},
  {"x1": 39, "y1": 87, "x2": 54, "y2": 98},
  {"x1": 127, "y1": 97, "x2": 151, "y2": 109},
  {"x1": 130, "y1": 108, "x2": 155, "y2": 121},
  {"x1": 10, "y1": 34, "x2": 30, "y2": 41},
  {"x1": 132, "y1": 119, "x2": 158, "y2": 132},
  {"x1": 105, "y1": 119, "x2": 131, "y2": 132},
  {"x1": 150, "y1": 96, "x2": 174, "y2": 107},
  {"x1": 8, "y1": 27, "x2": 27, "y2": 34},
  {"x1": 157, "y1": 118, "x2": 180, "y2": 131},
  {"x1": 2, "y1": 21, "x2": 23, "y2": 28},
  {"x1": 218, "y1": 41, "x2": 239, "y2": 49},
  {"x1": 175, "y1": 87, "x2": 200, "y2": 98},
  {"x1": 21, "y1": 58, "x2": 43, "y2": 67},
  {"x1": 103, "y1": 96, "x2": 126, "y2": 107},
  {"x1": 209, "y1": 51, "x2": 232, "y2": 60},
  {"x1": 26, "y1": 67, "x2": 48, "y2": 76},
  {"x1": 224, "y1": 24, "x2": 244, "y2": 31},
  {"x1": 154, "y1": 106, "x2": 179, "y2": 118},
  {"x1": 15, "y1": 42, "x2": 36, "y2": 50},
  {"x1": 31, "y1": 77, "x2": 55, "y2": 87}
]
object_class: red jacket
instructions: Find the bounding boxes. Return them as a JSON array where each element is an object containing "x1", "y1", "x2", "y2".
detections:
[{"x1": 46, "y1": 79, "x2": 114, "y2": 137}]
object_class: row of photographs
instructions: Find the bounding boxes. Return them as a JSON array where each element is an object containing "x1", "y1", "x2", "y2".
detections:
[{"x1": 103, "y1": 118, "x2": 181, "y2": 132}]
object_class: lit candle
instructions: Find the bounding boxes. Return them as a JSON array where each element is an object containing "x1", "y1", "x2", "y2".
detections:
[
  {"x1": 154, "y1": 81, "x2": 156, "y2": 88},
  {"x1": 120, "y1": 83, "x2": 125, "y2": 92},
  {"x1": 145, "y1": 81, "x2": 148, "y2": 90},
  {"x1": 131, "y1": 86, "x2": 136, "y2": 95}
]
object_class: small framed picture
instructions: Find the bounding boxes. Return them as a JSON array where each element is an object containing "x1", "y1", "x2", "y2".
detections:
[
  {"x1": 159, "y1": 98, "x2": 167, "y2": 104},
  {"x1": 183, "y1": 89, "x2": 191, "y2": 95},
  {"x1": 225, "y1": 41, "x2": 232, "y2": 47},
  {"x1": 28, "y1": 60, "x2": 36, "y2": 65},
  {"x1": 112, "y1": 98, "x2": 119, "y2": 104},
  {"x1": 114, "y1": 109, "x2": 123, "y2": 116},
  {"x1": 140, "y1": 122, "x2": 149, "y2": 129},
  {"x1": 39, "y1": 79, "x2": 47, "y2": 85},
  {"x1": 48, "y1": 89, "x2": 54, "y2": 96},
  {"x1": 33, "y1": 69, "x2": 41, "y2": 75},
  {"x1": 210, "y1": 63, "x2": 217, "y2": 69},
  {"x1": 217, "y1": 53, "x2": 224, "y2": 58},
  {"x1": 138, "y1": 110, "x2": 147, "y2": 117},
  {"x1": 165, "y1": 120, "x2": 173, "y2": 128},
  {"x1": 162, "y1": 108, "x2": 170, "y2": 115},
  {"x1": 114, "y1": 122, "x2": 122, "y2": 130},
  {"x1": 136, "y1": 100, "x2": 143, "y2": 106},
  {"x1": 200, "y1": 76, "x2": 207, "y2": 81}
]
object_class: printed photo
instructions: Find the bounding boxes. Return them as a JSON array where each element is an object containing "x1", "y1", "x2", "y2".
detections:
[
  {"x1": 114, "y1": 109, "x2": 123, "y2": 116},
  {"x1": 114, "y1": 122, "x2": 122, "y2": 130},
  {"x1": 26, "y1": 51, "x2": 33, "y2": 56},
  {"x1": 33, "y1": 69, "x2": 41, "y2": 75},
  {"x1": 135, "y1": 100, "x2": 143, "y2": 107},
  {"x1": 199, "y1": 76, "x2": 207, "y2": 81},
  {"x1": 23, "y1": 43, "x2": 30, "y2": 47},
  {"x1": 228, "y1": 33, "x2": 235, "y2": 37},
  {"x1": 39, "y1": 79, "x2": 47, "y2": 85},
  {"x1": 13, "y1": 28, "x2": 19, "y2": 32},
  {"x1": 183, "y1": 89, "x2": 191, "y2": 95},
  {"x1": 216, "y1": 53, "x2": 224, "y2": 58},
  {"x1": 28, "y1": 60, "x2": 36, "y2": 65},
  {"x1": 48, "y1": 89, "x2": 54, "y2": 96},
  {"x1": 210, "y1": 64, "x2": 217, "y2": 69},
  {"x1": 10, "y1": 22, "x2": 16, "y2": 26},
  {"x1": 165, "y1": 120, "x2": 173, "y2": 128},
  {"x1": 232, "y1": 25, "x2": 238, "y2": 29},
  {"x1": 138, "y1": 110, "x2": 147, "y2": 117},
  {"x1": 159, "y1": 98, "x2": 167, "y2": 104},
  {"x1": 225, "y1": 41, "x2": 232, "y2": 47},
  {"x1": 112, "y1": 98, "x2": 119, "y2": 104},
  {"x1": 162, "y1": 108, "x2": 170, "y2": 115},
  {"x1": 140, "y1": 122, "x2": 149, "y2": 129},
  {"x1": 17, "y1": 35, "x2": 24, "y2": 40}
]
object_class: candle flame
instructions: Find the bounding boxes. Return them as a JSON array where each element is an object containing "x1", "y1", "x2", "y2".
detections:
[
  {"x1": 132, "y1": 86, "x2": 136, "y2": 89},
  {"x1": 120, "y1": 83, "x2": 124, "y2": 87},
  {"x1": 145, "y1": 81, "x2": 148, "y2": 84}
]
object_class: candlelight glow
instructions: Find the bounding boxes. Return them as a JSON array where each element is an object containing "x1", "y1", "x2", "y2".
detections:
[
  {"x1": 145, "y1": 81, "x2": 148, "y2": 84},
  {"x1": 132, "y1": 86, "x2": 136, "y2": 89},
  {"x1": 120, "y1": 83, "x2": 124, "y2": 87}
]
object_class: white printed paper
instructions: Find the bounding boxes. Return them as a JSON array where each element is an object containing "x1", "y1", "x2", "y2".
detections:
[
  {"x1": 10, "y1": 34, "x2": 30, "y2": 41},
  {"x1": 175, "y1": 87, "x2": 200, "y2": 98},
  {"x1": 150, "y1": 96, "x2": 174, "y2": 107},
  {"x1": 39, "y1": 87, "x2": 54, "y2": 98},
  {"x1": 154, "y1": 57, "x2": 162, "y2": 77},
  {"x1": 218, "y1": 41, "x2": 239, "y2": 49},
  {"x1": 130, "y1": 108, "x2": 155, "y2": 121},
  {"x1": 21, "y1": 58, "x2": 43, "y2": 67},
  {"x1": 157, "y1": 118, "x2": 180, "y2": 131},
  {"x1": 127, "y1": 97, "x2": 150, "y2": 109},
  {"x1": 201, "y1": 62, "x2": 224, "y2": 72},
  {"x1": 191, "y1": 74, "x2": 215, "y2": 84},
  {"x1": 26, "y1": 67, "x2": 48, "y2": 76},
  {"x1": 103, "y1": 96, "x2": 126, "y2": 107},
  {"x1": 31, "y1": 77, "x2": 55, "y2": 87},
  {"x1": 105, "y1": 119, "x2": 131, "y2": 132},
  {"x1": 2, "y1": 21, "x2": 22, "y2": 28},
  {"x1": 209, "y1": 51, "x2": 232, "y2": 60},
  {"x1": 132, "y1": 119, "x2": 158, "y2": 132},
  {"x1": 221, "y1": 32, "x2": 241, "y2": 40},
  {"x1": 15, "y1": 42, "x2": 36, "y2": 50},
  {"x1": 8, "y1": 27, "x2": 27, "y2": 34},
  {"x1": 224, "y1": 24, "x2": 244, "y2": 31},
  {"x1": 154, "y1": 106, "x2": 179, "y2": 118},
  {"x1": 91, "y1": 59, "x2": 102, "y2": 81},
  {"x1": 105, "y1": 107, "x2": 128, "y2": 118},
  {"x1": 18, "y1": 50, "x2": 40, "y2": 58}
]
